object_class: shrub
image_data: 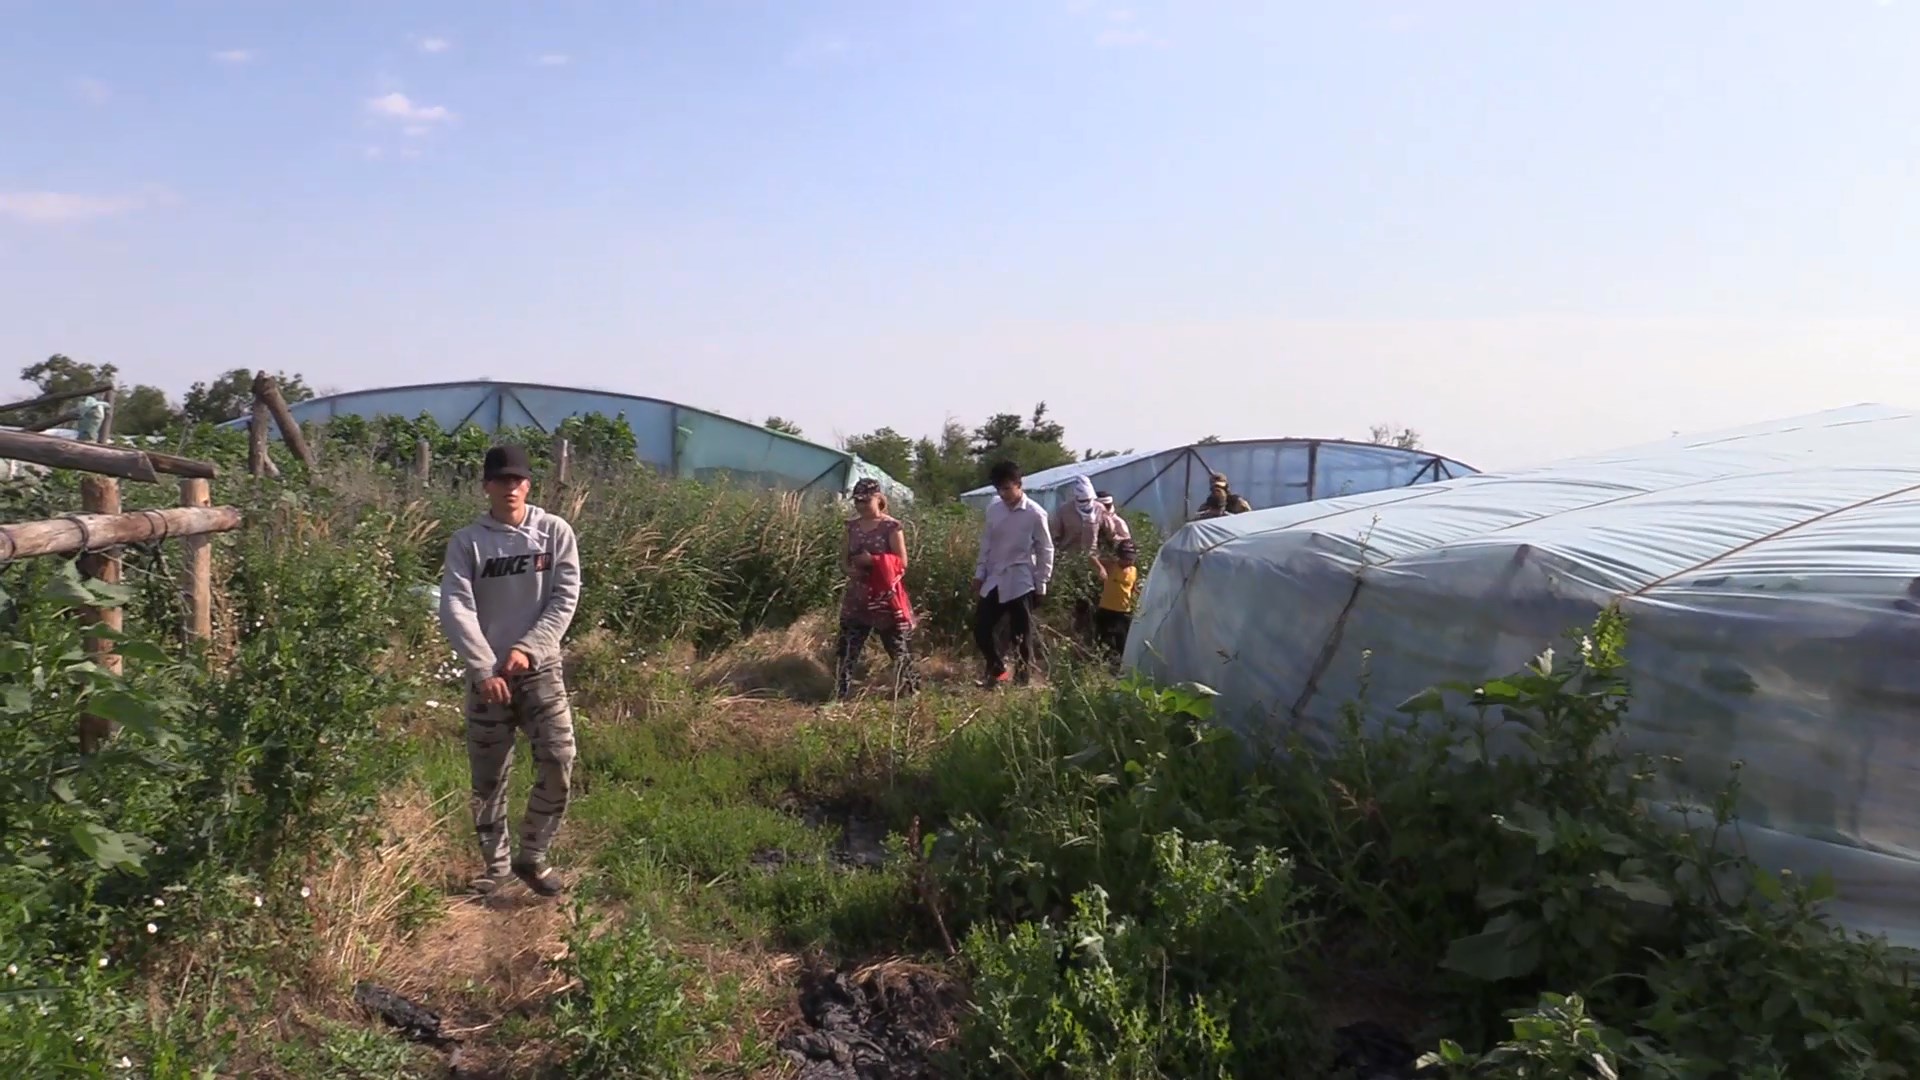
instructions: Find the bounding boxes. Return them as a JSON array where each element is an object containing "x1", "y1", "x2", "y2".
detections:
[{"x1": 554, "y1": 907, "x2": 707, "y2": 1079}]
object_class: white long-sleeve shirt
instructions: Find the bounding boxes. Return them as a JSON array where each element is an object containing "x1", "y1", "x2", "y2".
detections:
[{"x1": 974, "y1": 494, "x2": 1055, "y2": 601}]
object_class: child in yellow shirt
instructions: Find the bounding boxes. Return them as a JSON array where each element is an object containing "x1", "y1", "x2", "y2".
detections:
[{"x1": 1093, "y1": 539, "x2": 1139, "y2": 666}]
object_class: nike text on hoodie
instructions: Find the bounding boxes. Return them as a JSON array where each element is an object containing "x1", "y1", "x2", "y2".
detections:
[{"x1": 438, "y1": 505, "x2": 582, "y2": 682}]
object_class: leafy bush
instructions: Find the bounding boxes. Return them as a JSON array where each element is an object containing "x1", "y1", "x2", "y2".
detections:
[
  {"x1": 554, "y1": 907, "x2": 708, "y2": 1079},
  {"x1": 912, "y1": 610, "x2": 1920, "y2": 1076},
  {"x1": 0, "y1": 502, "x2": 416, "y2": 1070}
]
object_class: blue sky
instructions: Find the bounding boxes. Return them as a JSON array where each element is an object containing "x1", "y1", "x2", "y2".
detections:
[{"x1": 3, "y1": 0, "x2": 1917, "y2": 469}]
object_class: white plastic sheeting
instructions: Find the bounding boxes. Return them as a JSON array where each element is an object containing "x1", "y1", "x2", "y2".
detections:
[
  {"x1": 959, "y1": 439, "x2": 1475, "y2": 536},
  {"x1": 1126, "y1": 404, "x2": 1920, "y2": 948}
]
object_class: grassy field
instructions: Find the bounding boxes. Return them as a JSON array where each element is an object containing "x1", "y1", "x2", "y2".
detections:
[{"x1": 6, "y1": 433, "x2": 1920, "y2": 1078}]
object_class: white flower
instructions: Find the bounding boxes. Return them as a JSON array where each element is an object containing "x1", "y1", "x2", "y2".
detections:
[
  {"x1": 97, "y1": 956, "x2": 109, "y2": 968},
  {"x1": 152, "y1": 897, "x2": 165, "y2": 908},
  {"x1": 5, "y1": 963, "x2": 16, "y2": 976},
  {"x1": 253, "y1": 895, "x2": 263, "y2": 908},
  {"x1": 424, "y1": 699, "x2": 442, "y2": 709},
  {"x1": 300, "y1": 885, "x2": 311, "y2": 899},
  {"x1": 117, "y1": 1057, "x2": 132, "y2": 1069},
  {"x1": 146, "y1": 922, "x2": 158, "y2": 934},
  {"x1": 1580, "y1": 634, "x2": 1594, "y2": 661}
]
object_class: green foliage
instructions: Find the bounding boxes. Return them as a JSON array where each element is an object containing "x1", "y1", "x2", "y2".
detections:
[
  {"x1": 554, "y1": 907, "x2": 707, "y2": 1079},
  {"x1": 0, "y1": 497, "x2": 416, "y2": 1072},
  {"x1": 908, "y1": 610, "x2": 1920, "y2": 1076},
  {"x1": 844, "y1": 426, "x2": 914, "y2": 483},
  {"x1": 16, "y1": 354, "x2": 174, "y2": 435},
  {"x1": 181, "y1": 368, "x2": 311, "y2": 426},
  {"x1": 763, "y1": 416, "x2": 804, "y2": 437}
]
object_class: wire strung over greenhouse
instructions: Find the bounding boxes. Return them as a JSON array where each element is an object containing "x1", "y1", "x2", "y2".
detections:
[
  {"x1": 1127, "y1": 404, "x2": 1920, "y2": 948},
  {"x1": 959, "y1": 438, "x2": 1475, "y2": 536}
]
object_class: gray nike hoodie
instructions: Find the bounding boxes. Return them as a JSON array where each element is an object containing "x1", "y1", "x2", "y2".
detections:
[{"x1": 438, "y1": 504, "x2": 582, "y2": 682}]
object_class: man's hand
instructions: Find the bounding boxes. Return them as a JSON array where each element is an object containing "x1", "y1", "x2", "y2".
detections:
[
  {"x1": 479, "y1": 675, "x2": 511, "y2": 705},
  {"x1": 499, "y1": 648, "x2": 533, "y2": 676},
  {"x1": 972, "y1": 577, "x2": 985, "y2": 596},
  {"x1": 1031, "y1": 588, "x2": 1046, "y2": 609}
]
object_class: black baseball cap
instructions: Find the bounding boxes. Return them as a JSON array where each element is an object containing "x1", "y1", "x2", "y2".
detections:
[{"x1": 484, "y1": 444, "x2": 533, "y2": 481}]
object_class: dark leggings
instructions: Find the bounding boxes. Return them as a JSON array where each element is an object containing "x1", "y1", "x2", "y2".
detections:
[
  {"x1": 834, "y1": 618, "x2": 914, "y2": 698},
  {"x1": 973, "y1": 588, "x2": 1034, "y2": 677}
]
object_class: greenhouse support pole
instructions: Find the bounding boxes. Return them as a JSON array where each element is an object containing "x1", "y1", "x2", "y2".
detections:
[{"x1": 1306, "y1": 441, "x2": 1319, "y2": 500}]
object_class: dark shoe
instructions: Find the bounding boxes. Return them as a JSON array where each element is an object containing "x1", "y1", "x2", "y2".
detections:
[
  {"x1": 470, "y1": 867, "x2": 511, "y2": 896},
  {"x1": 512, "y1": 860, "x2": 568, "y2": 897}
]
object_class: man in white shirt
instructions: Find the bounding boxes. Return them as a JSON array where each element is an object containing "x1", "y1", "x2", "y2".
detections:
[{"x1": 972, "y1": 460, "x2": 1056, "y2": 687}]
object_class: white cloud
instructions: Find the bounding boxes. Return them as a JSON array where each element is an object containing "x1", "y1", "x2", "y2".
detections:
[
  {"x1": 363, "y1": 146, "x2": 385, "y2": 161},
  {"x1": 211, "y1": 48, "x2": 255, "y2": 65},
  {"x1": 535, "y1": 53, "x2": 571, "y2": 66},
  {"x1": 419, "y1": 37, "x2": 452, "y2": 54},
  {"x1": 402, "y1": 125, "x2": 430, "y2": 138},
  {"x1": 73, "y1": 77, "x2": 111, "y2": 104},
  {"x1": 366, "y1": 92, "x2": 452, "y2": 124},
  {"x1": 0, "y1": 189, "x2": 166, "y2": 224}
]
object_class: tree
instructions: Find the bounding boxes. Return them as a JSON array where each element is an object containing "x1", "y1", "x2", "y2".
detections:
[
  {"x1": 181, "y1": 368, "x2": 311, "y2": 426},
  {"x1": 968, "y1": 402, "x2": 1075, "y2": 481},
  {"x1": 113, "y1": 384, "x2": 177, "y2": 435},
  {"x1": 1368, "y1": 423, "x2": 1423, "y2": 451},
  {"x1": 911, "y1": 420, "x2": 980, "y2": 504},
  {"x1": 1196, "y1": 434, "x2": 1222, "y2": 445},
  {"x1": 764, "y1": 416, "x2": 804, "y2": 438},
  {"x1": 844, "y1": 427, "x2": 914, "y2": 483},
  {"x1": 16, "y1": 354, "x2": 174, "y2": 434}
]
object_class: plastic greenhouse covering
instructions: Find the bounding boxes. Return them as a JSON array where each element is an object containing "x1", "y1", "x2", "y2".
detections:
[
  {"x1": 1126, "y1": 404, "x2": 1920, "y2": 948},
  {"x1": 960, "y1": 439, "x2": 1474, "y2": 536},
  {"x1": 221, "y1": 380, "x2": 913, "y2": 503}
]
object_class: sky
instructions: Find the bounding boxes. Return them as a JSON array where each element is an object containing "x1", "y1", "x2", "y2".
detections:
[{"x1": 3, "y1": 0, "x2": 1918, "y2": 471}]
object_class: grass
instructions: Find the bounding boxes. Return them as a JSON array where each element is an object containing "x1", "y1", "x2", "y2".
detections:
[{"x1": 11, "y1": 442, "x2": 1919, "y2": 1078}]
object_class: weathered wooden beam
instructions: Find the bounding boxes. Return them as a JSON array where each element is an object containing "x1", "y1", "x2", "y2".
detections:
[
  {"x1": 252, "y1": 372, "x2": 314, "y2": 469},
  {"x1": 78, "y1": 477, "x2": 122, "y2": 753},
  {"x1": 414, "y1": 437, "x2": 431, "y2": 484},
  {"x1": 179, "y1": 478, "x2": 213, "y2": 642},
  {"x1": 248, "y1": 400, "x2": 270, "y2": 477},
  {"x1": 0, "y1": 429, "x2": 217, "y2": 481},
  {"x1": 0, "y1": 505, "x2": 243, "y2": 562},
  {"x1": 23, "y1": 410, "x2": 79, "y2": 432},
  {"x1": 0, "y1": 382, "x2": 114, "y2": 417}
]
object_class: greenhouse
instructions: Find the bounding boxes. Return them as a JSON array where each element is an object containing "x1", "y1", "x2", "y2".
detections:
[
  {"x1": 1127, "y1": 404, "x2": 1920, "y2": 947},
  {"x1": 958, "y1": 438, "x2": 1475, "y2": 535},
  {"x1": 224, "y1": 380, "x2": 911, "y2": 501}
]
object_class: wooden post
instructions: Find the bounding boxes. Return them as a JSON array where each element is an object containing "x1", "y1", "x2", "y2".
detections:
[
  {"x1": 78, "y1": 476, "x2": 122, "y2": 753},
  {"x1": 97, "y1": 386, "x2": 116, "y2": 444},
  {"x1": 251, "y1": 372, "x2": 315, "y2": 469},
  {"x1": 414, "y1": 438, "x2": 432, "y2": 484},
  {"x1": 179, "y1": 478, "x2": 212, "y2": 642},
  {"x1": 0, "y1": 382, "x2": 114, "y2": 417},
  {"x1": 249, "y1": 400, "x2": 270, "y2": 478},
  {"x1": 553, "y1": 435, "x2": 572, "y2": 487}
]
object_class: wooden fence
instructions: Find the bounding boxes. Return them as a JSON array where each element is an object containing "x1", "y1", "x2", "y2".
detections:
[{"x1": 0, "y1": 410, "x2": 243, "y2": 752}]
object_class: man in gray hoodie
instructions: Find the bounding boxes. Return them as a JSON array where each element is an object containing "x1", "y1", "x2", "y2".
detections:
[{"x1": 438, "y1": 444, "x2": 582, "y2": 897}]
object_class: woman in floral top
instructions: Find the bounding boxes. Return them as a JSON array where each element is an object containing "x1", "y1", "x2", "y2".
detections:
[{"x1": 835, "y1": 478, "x2": 917, "y2": 699}]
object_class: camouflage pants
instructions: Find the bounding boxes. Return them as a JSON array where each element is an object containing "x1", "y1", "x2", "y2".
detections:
[{"x1": 466, "y1": 666, "x2": 577, "y2": 874}]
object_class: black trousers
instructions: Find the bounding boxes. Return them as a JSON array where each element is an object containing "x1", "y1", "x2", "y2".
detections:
[
  {"x1": 1094, "y1": 609, "x2": 1131, "y2": 663},
  {"x1": 834, "y1": 618, "x2": 914, "y2": 698},
  {"x1": 973, "y1": 587, "x2": 1034, "y2": 677}
]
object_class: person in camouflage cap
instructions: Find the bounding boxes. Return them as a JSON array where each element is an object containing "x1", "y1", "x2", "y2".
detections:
[{"x1": 1193, "y1": 473, "x2": 1252, "y2": 520}]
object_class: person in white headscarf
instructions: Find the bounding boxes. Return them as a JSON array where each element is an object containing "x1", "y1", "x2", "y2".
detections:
[
  {"x1": 1095, "y1": 491, "x2": 1131, "y2": 547},
  {"x1": 1049, "y1": 475, "x2": 1104, "y2": 554}
]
